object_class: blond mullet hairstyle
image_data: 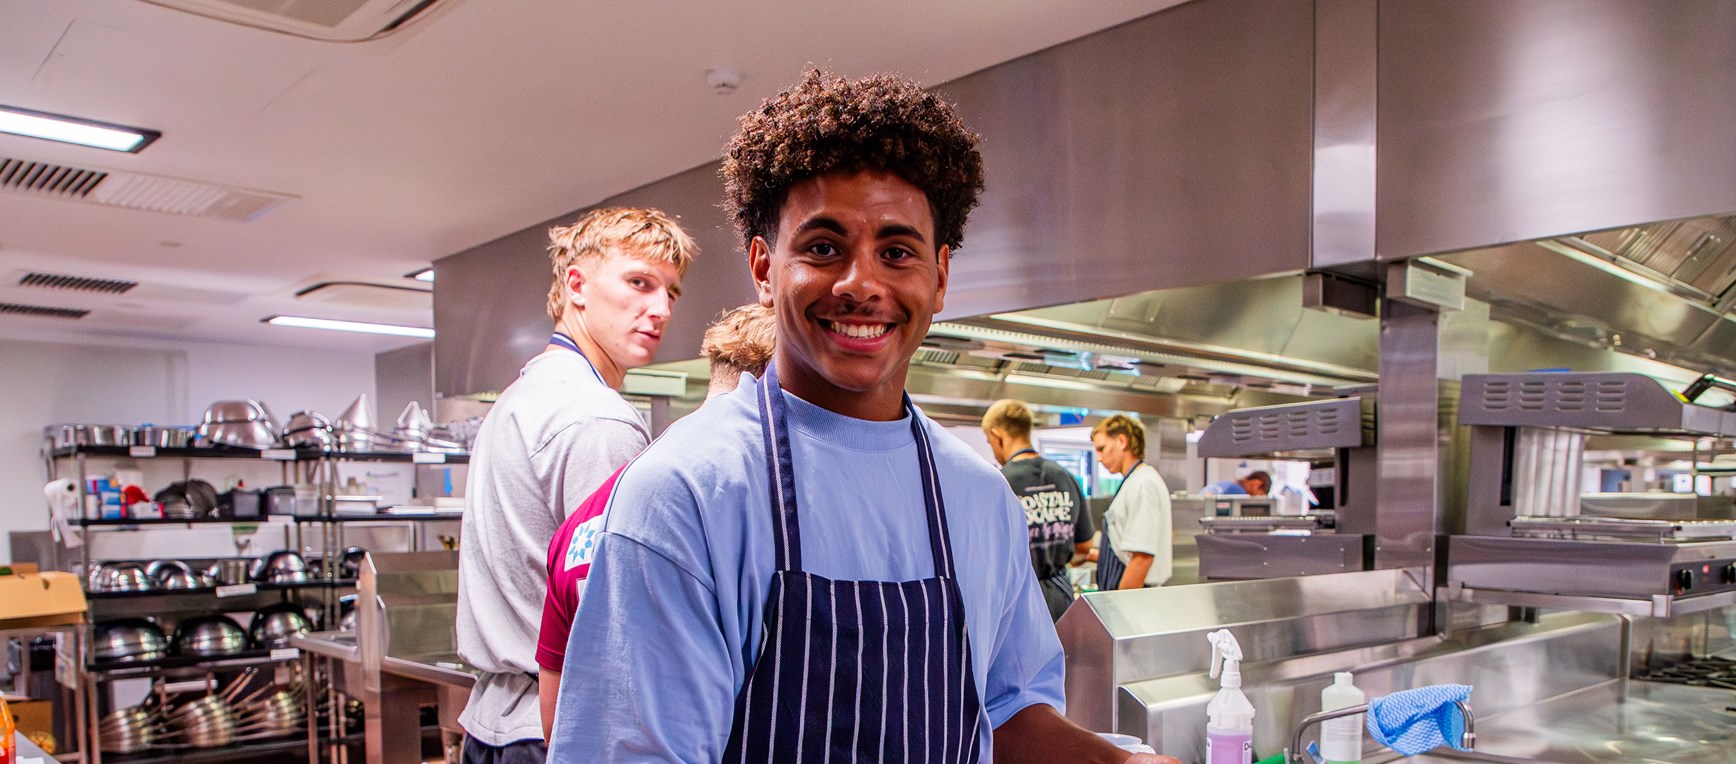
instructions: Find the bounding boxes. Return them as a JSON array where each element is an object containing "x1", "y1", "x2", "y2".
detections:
[
  {"x1": 546, "y1": 207, "x2": 700, "y2": 322},
  {"x1": 981, "y1": 399, "x2": 1034, "y2": 440},
  {"x1": 701, "y1": 303, "x2": 776, "y2": 379},
  {"x1": 1092, "y1": 413, "x2": 1147, "y2": 460}
]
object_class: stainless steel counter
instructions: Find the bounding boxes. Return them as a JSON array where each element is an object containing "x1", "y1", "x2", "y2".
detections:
[{"x1": 1367, "y1": 680, "x2": 1736, "y2": 764}]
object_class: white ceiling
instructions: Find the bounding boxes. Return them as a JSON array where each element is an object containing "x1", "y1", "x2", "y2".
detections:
[{"x1": 0, "y1": 0, "x2": 1186, "y2": 354}]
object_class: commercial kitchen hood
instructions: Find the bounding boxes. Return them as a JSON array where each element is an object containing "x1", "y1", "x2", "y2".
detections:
[{"x1": 1440, "y1": 212, "x2": 1736, "y2": 381}]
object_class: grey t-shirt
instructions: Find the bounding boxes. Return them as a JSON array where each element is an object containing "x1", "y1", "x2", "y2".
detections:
[
  {"x1": 1000, "y1": 456, "x2": 1091, "y2": 582},
  {"x1": 455, "y1": 349, "x2": 648, "y2": 746}
]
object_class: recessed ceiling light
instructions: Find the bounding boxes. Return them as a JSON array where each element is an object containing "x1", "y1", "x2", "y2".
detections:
[
  {"x1": 0, "y1": 104, "x2": 161, "y2": 153},
  {"x1": 264, "y1": 315, "x2": 434, "y2": 338},
  {"x1": 405, "y1": 267, "x2": 434, "y2": 282}
]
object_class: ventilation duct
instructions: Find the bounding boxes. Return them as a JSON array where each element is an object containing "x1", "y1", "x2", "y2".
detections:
[
  {"x1": 136, "y1": 0, "x2": 452, "y2": 41},
  {"x1": 0, "y1": 156, "x2": 295, "y2": 221},
  {"x1": 18, "y1": 272, "x2": 138, "y2": 295},
  {"x1": 0, "y1": 302, "x2": 89, "y2": 319}
]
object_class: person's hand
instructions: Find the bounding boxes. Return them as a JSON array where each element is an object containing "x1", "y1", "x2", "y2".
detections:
[
  {"x1": 1125, "y1": 754, "x2": 1182, "y2": 764},
  {"x1": 1087, "y1": 547, "x2": 1100, "y2": 562}
]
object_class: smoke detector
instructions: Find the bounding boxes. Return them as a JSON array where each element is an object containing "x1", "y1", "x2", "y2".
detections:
[{"x1": 706, "y1": 67, "x2": 742, "y2": 95}]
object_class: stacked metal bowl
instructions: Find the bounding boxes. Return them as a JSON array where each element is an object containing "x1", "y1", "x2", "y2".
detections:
[
  {"x1": 93, "y1": 619, "x2": 168, "y2": 663},
  {"x1": 171, "y1": 616, "x2": 249, "y2": 658},
  {"x1": 195, "y1": 400, "x2": 279, "y2": 449},
  {"x1": 87, "y1": 563, "x2": 157, "y2": 593}
]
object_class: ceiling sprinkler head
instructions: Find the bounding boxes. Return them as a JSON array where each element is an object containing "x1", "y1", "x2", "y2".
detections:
[{"x1": 706, "y1": 67, "x2": 742, "y2": 95}]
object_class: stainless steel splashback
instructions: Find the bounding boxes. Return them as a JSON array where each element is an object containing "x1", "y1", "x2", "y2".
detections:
[{"x1": 1056, "y1": 568, "x2": 1430, "y2": 733}]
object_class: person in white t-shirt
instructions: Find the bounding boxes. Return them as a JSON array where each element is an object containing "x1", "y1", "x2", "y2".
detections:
[
  {"x1": 455, "y1": 207, "x2": 698, "y2": 764},
  {"x1": 1090, "y1": 413, "x2": 1172, "y2": 589}
]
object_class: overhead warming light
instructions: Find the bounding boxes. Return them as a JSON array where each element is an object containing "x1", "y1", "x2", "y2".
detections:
[
  {"x1": 0, "y1": 104, "x2": 161, "y2": 153},
  {"x1": 406, "y1": 267, "x2": 434, "y2": 282},
  {"x1": 264, "y1": 315, "x2": 434, "y2": 339}
]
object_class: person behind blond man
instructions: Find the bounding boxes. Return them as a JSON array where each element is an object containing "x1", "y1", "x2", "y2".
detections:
[
  {"x1": 700, "y1": 303, "x2": 776, "y2": 399},
  {"x1": 1090, "y1": 413, "x2": 1173, "y2": 590},
  {"x1": 982, "y1": 399, "x2": 1093, "y2": 622},
  {"x1": 457, "y1": 207, "x2": 697, "y2": 764}
]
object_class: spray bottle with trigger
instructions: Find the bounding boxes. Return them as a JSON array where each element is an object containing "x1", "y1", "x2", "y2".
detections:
[{"x1": 1206, "y1": 629, "x2": 1255, "y2": 764}]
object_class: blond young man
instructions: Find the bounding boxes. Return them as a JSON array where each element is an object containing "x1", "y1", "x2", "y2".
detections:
[
  {"x1": 456, "y1": 207, "x2": 696, "y2": 764},
  {"x1": 1091, "y1": 414, "x2": 1173, "y2": 590},
  {"x1": 536, "y1": 302, "x2": 775, "y2": 740},
  {"x1": 983, "y1": 399, "x2": 1093, "y2": 621}
]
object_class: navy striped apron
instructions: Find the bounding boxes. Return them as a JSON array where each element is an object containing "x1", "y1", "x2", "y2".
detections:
[
  {"x1": 723, "y1": 364, "x2": 983, "y2": 763},
  {"x1": 1094, "y1": 461, "x2": 1144, "y2": 591}
]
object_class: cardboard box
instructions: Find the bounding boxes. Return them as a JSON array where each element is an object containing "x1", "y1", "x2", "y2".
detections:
[
  {"x1": 0, "y1": 571, "x2": 86, "y2": 627},
  {"x1": 1, "y1": 695, "x2": 54, "y2": 754}
]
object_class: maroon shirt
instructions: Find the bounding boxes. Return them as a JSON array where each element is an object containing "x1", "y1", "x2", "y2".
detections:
[{"x1": 537, "y1": 466, "x2": 624, "y2": 671}]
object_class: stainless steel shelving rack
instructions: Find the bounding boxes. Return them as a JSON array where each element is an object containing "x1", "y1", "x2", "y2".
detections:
[{"x1": 44, "y1": 442, "x2": 467, "y2": 764}]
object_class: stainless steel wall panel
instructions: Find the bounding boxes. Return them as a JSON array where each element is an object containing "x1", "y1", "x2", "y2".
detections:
[
  {"x1": 1377, "y1": 0, "x2": 1736, "y2": 259},
  {"x1": 1311, "y1": 0, "x2": 1379, "y2": 269},
  {"x1": 1374, "y1": 302, "x2": 1444, "y2": 570},
  {"x1": 1057, "y1": 569, "x2": 1430, "y2": 732},
  {"x1": 433, "y1": 0, "x2": 1317, "y2": 395},
  {"x1": 935, "y1": 0, "x2": 1314, "y2": 318}
]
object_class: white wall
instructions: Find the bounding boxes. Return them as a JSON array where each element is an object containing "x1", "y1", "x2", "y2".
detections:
[{"x1": 1, "y1": 336, "x2": 376, "y2": 564}]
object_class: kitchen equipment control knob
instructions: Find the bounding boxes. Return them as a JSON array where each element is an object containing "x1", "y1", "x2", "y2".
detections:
[
  {"x1": 1677, "y1": 569, "x2": 1695, "y2": 592},
  {"x1": 1723, "y1": 562, "x2": 1736, "y2": 585}
]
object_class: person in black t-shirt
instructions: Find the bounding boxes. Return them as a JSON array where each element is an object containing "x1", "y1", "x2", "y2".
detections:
[{"x1": 982, "y1": 399, "x2": 1093, "y2": 622}]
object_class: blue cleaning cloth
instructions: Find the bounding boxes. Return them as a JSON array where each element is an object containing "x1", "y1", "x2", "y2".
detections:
[{"x1": 1366, "y1": 684, "x2": 1473, "y2": 756}]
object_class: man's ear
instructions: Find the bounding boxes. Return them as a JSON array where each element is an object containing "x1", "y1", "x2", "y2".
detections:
[
  {"x1": 749, "y1": 236, "x2": 774, "y2": 307},
  {"x1": 933, "y1": 244, "x2": 951, "y2": 315},
  {"x1": 564, "y1": 264, "x2": 587, "y2": 310}
]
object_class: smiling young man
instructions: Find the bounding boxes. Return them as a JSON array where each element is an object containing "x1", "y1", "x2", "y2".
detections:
[
  {"x1": 455, "y1": 207, "x2": 696, "y2": 764},
  {"x1": 548, "y1": 71, "x2": 1177, "y2": 764}
]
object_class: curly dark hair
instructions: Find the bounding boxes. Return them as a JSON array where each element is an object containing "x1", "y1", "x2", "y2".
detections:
[{"x1": 722, "y1": 69, "x2": 985, "y2": 252}]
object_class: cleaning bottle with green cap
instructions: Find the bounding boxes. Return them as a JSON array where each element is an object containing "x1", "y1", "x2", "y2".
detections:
[{"x1": 1206, "y1": 629, "x2": 1254, "y2": 764}]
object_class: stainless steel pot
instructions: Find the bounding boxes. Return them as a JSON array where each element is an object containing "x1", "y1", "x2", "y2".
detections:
[
  {"x1": 98, "y1": 706, "x2": 157, "y2": 753},
  {"x1": 172, "y1": 616, "x2": 250, "y2": 657},
  {"x1": 204, "y1": 559, "x2": 251, "y2": 586},
  {"x1": 135, "y1": 425, "x2": 194, "y2": 448}
]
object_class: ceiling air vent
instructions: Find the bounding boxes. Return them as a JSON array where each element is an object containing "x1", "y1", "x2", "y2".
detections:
[
  {"x1": 0, "y1": 158, "x2": 107, "y2": 198},
  {"x1": 137, "y1": 0, "x2": 452, "y2": 42},
  {"x1": 0, "y1": 156, "x2": 296, "y2": 221},
  {"x1": 19, "y1": 272, "x2": 139, "y2": 295},
  {"x1": 0, "y1": 302, "x2": 89, "y2": 320}
]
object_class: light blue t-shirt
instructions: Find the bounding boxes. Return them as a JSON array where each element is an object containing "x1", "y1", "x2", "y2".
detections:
[
  {"x1": 1201, "y1": 479, "x2": 1248, "y2": 496},
  {"x1": 548, "y1": 374, "x2": 1064, "y2": 762}
]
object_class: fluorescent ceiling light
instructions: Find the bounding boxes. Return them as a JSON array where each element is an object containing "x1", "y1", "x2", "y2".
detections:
[
  {"x1": 264, "y1": 315, "x2": 434, "y2": 338},
  {"x1": 406, "y1": 267, "x2": 434, "y2": 282},
  {"x1": 0, "y1": 104, "x2": 160, "y2": 153}
]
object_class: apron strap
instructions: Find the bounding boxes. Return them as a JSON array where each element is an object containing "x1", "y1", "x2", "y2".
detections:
[
  {"x1": 758, "y1": 363, "x2": 804, "y2": 573},
  {"x1": 756, "y1": 364, "x2": 956, "y2": 578},
  {"x1": 908, "y1": 396, "x2": 956, "y2": 579},
  {"x1": 549, "y1": 332, "x2": 606, "y2": 386}
]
